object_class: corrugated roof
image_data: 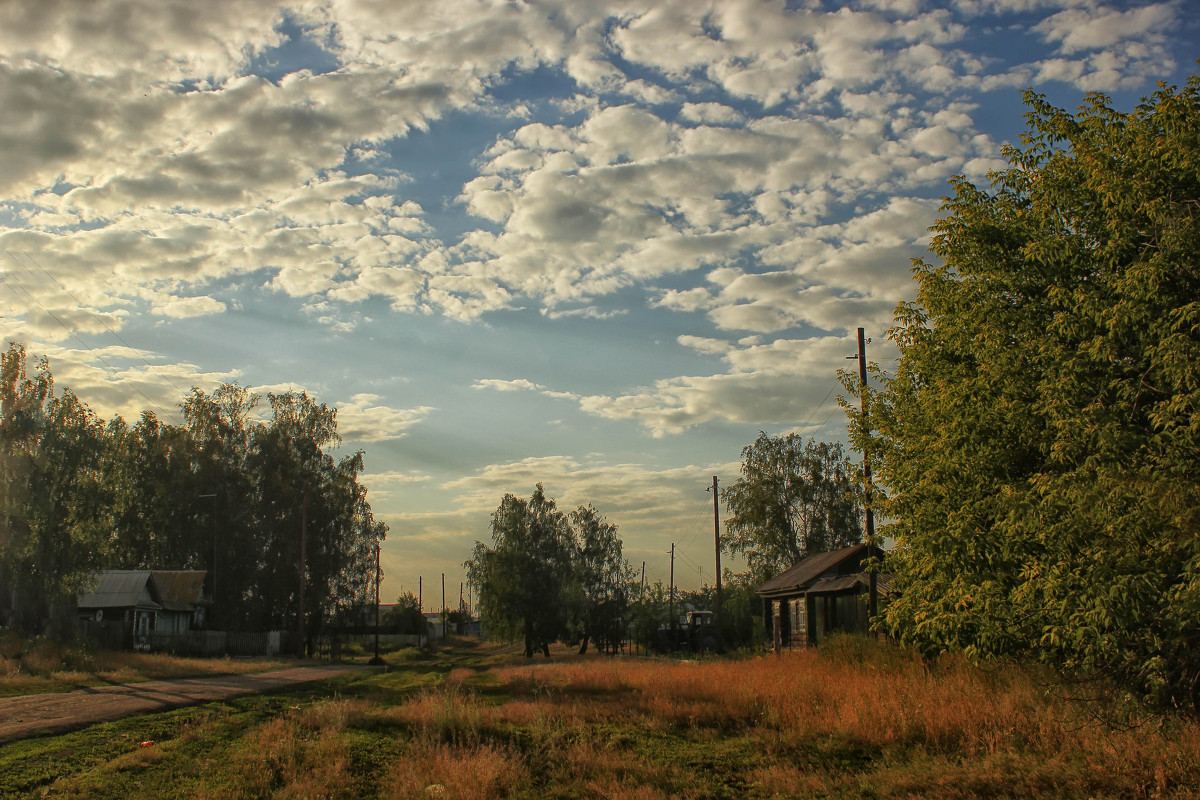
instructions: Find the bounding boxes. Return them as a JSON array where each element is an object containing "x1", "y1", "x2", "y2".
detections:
[
  {"x1": 77, "y1": 570, "x2": 161, "y2": 610},
  {"x1": 151, "y1": 571, "x2": 208, "y2": 611},
  {"x1": 807, "y1": 574, "x2": 864, "y2": 592},
  {"x1": 756, "y1": 543, "x2": 874, "y2": 597}
]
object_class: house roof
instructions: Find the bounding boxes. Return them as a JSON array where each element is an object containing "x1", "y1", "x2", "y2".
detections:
[
  {"x1": 150, "y1": 571, "x2": 209, "y2": 611},
  {"x1": 807, "y1": 574, "x2": 864, "y2": 593},
  {"x1": 756, "y1": 543, "x2": 877, "y2": 597},
  {"x1": 77, "y1": 570, "x2": 161, "y2": 610},
  {"x1": 805, "y1": 572, "x2": 899, "y2": 595},
  {"x1": 77, "y1": 569, "x2": 210, "y2": 611}
]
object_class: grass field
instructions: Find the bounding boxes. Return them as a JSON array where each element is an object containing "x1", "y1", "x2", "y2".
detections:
[
  {"x1": 2, "y1": 637, "x2": 1198, "y2": 799},
  {"x1": 0, "y1": 636, "x2": 292, "y2": 697}
]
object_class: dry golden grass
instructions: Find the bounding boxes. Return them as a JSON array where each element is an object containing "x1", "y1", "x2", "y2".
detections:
[
  {"x1": 219, "y1": 714, "x2": 355, "y2": 800},
  {"x1": 12, "y1": 637, "x2": 1200, "y2": 800},
  {"x1": 382, "y1": 742, "x2": 522, "y2": 800},
  {"x1": 482, "y1": 640, "x2": 1200, "y2": 798},
  {"x1": 0, "y1": 643, "x2": 294, "y2": 696}
]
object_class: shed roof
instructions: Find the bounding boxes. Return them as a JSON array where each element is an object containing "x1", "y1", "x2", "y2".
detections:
[
  {"x1": 77, "y1": 570, "x2": 161, "y2": 610},
  {"x1": 756, "y1": 543, "x2": 877, "y2": 598},
  {"x1": 805, "y1": 572, "x2": 899, "y2": 595},
  {"x1": 150, "y1": 571, "x2": 208, "y2": 611},
  {"x1": 806, "y1": 574, "x2": 864, "y2": 593}
]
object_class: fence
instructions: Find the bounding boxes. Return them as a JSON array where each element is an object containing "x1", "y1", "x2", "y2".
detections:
[
  {"x1": 144, "y1": 630, "x2": 282, "y2": 658},
  {"x1": 77, "y1": 621, "x2": 283, "y2": 658},
  {"x1": 77, "y1": 623, "x2": 453, "y2": 660}
]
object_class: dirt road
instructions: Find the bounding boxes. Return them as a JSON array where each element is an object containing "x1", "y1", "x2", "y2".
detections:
[{"x1": 0, "y1": 664, "x2": 366, "y2": 743}]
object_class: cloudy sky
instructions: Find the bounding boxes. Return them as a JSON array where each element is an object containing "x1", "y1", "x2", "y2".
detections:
[{"x1": 1, "y1": 0, "x2": 1195, "y2": 606}]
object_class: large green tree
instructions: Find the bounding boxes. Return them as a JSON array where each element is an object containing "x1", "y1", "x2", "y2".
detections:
[
  {"x1": 0, "y1": 344, "x2": 109, "y2": 635},
  {"x1": 0, "y1": 345, "x2": 387, "y2": 640},
  {"x1": 467, "y1": 485, "x2": 577, "y2": 657},
  {"x1": 569, "y1": 504, "x2": 632, "y2": 654},
  {"x1": 722, "y1": 432, "x2": 862, "y2": 581},
  {"x1": 466, "y1": 486, "x2": 632, "y2": 657},
  {"x1": 853, "y1": 77, "x2": 1200, "y2": 709}
]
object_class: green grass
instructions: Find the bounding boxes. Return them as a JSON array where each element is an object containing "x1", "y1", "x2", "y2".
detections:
[{"x1": 2, "y1": 639, "x2": 1198, "y2": 799}]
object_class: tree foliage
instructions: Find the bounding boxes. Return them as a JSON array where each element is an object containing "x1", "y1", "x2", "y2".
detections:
[
  {"x1": 569, "y1": 504, "x2": 633, "y2": 653},
  {"x1": 382, "y1": 591, "x2": 428, "y2": 636},
  {"x1": 0, "y1": 342, "x2": 386, "y2": 637},
  {"x1": 852, "y1": 77, "x2": 1200, "y2": 709},
  {"x1": 722, "y1": 432, "x2": 862, "y2": 581},
  {"x1": 466, "y1": 485, "x2": 631, "y2": 657}
]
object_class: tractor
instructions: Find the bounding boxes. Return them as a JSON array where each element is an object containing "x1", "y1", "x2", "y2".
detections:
[{"x1": 655, "y1": 610, "x2": 725, "y2": 654}]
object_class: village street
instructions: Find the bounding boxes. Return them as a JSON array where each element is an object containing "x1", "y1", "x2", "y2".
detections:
[{"x1": 0, "y1": 663, "x2": 366, "y2": 743}]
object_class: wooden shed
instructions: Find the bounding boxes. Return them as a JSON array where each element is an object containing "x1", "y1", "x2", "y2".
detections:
[
  {"x1": 77, "y1": 570, "x2": 210, "y2": 650},
  {"x1": 755, "y1": 543, "x2": 892, "y2": 651}
]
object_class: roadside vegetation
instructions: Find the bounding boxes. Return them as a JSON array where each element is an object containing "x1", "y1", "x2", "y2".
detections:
[
  {"x1": 4, "y1": 638, "x2": 1198, "y2": 799},
  {"x1": 0, "y1": 634, "x2": 293, "y2": 697}
]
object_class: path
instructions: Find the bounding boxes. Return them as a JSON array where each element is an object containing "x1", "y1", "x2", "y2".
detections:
[{"x1": 0, "y1": 663, "x2": 365, "y2": 743}]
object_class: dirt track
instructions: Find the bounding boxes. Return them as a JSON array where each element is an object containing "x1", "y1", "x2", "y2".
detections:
[{"x1": 0, "y1": 664, "x2": 366, "y2": 743}]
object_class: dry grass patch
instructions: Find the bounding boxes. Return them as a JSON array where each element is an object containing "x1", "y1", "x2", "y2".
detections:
[
  {"x1": 382, "y1": 742, "x2": 523, "y2": 800},
  {"x1": 219, "y1": 715, "x2": 355, "y2": 800},
  {"x1": 482, "y1": 641, "x2": 1200, "y2": 798}
]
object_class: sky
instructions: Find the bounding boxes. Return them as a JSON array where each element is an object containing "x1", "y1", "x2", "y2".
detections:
[{"x1": 0, "y1": 0, "x2": 1195, "y2": 609}]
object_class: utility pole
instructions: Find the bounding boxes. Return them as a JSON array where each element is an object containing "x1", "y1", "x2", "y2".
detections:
[
  {"x1": 669, "y1": 543, "x2": 676, "y2": 632},
  {"x1": 640, "y1": 561, "x2": 646, "y2": 599},
  {"x1": 419, "y1": 576, "x2": 424, "y2": 648},
  {"x1": 298, "y1": 485, "x2": 308, "y2": 658},
  {"x1": 199, "y1": 493, "x2": 217, "y2": 627},
  {"x1": 369, "y1": 542, "x2": 383, "y2": 665},
  {"x1": 857, "y1": 327, "x2": 879, "y2": 620},
  {"x1": 441, "y1": 573, "x2": 447, "y2": 641},
  {"x1": 712, "y1": 475, "x2": 722, "y2": 617}
]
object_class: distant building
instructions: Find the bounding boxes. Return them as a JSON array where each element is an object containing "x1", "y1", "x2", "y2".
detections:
[
  {"x1": 77, "y1": 570, "x2": 211, "y2": 650},
  {"x1": 755, "y1": 543, "x2": 893, "y2": 651}
]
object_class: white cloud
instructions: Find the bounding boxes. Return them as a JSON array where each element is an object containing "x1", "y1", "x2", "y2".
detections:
[
  {"x1": 678, "y1": 102, "x2": 745, "y2": 126},
  {"x1": 677, "y1": 335, "x2": 733, "y2": 356},
  {"x1": 472, "y1": 378, "x2": 544, "y2": 392},
  {"x1": 336, "y1": 394, "x2": 434, "y2": 442},
  {"x1": 1034, "y1": 4, "x2": 1176, "y2": 54},
  {"x1": 149, "y1": 293, "x2": 226, "y2": 318}
]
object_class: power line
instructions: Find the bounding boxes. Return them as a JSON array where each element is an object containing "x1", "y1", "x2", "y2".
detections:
[{"x1": 798, "y1": 380, "x2": 838, "y2": 434}]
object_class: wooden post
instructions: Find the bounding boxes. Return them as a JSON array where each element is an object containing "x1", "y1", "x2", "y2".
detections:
[
  {"x1": 669, "y1": 543, "x2": 675, "y2": 634},
  {"x1": 297, "y1": 485, "x2": 307, "y2": 658},
  {"x1": 712, "y1": 475, "x2": 722, "y2": 617},
  {"x1": 369, "y1": 542, "x2": 384, "y2": 665},
  {"x1": 858, "y1": 327, "x2": 878, "y2": 621}
]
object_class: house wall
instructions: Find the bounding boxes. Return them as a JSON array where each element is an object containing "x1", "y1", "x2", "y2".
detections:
[{"x1": 156, "y1": 610, "x2": 193, "y2": 634}]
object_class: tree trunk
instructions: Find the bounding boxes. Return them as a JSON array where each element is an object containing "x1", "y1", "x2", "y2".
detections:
[{"x1": 578, "y1": 635, "x2": 589, "y2": 655}]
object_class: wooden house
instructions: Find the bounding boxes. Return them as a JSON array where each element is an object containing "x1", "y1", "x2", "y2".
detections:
[
  {"x1": 755, "y1": 543, "x2": 892, "y2": 651},
  {"x1": 77, "y1": 570, "x2": 210, "y2": 649}
]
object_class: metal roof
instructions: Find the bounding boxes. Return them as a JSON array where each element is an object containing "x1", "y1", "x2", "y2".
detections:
[
  {"x1": 806, "y1": 574, "x2": 865, "y2": 593},
  {"x1": 77, "y1": 570, "x2": 161, "y2": 610},
  {"x1": 150, "y1": 571, "x2": 208, "y2": 611},
  {"x1": 756, "y1": 543, "x2": 877, "y2": 597}
]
